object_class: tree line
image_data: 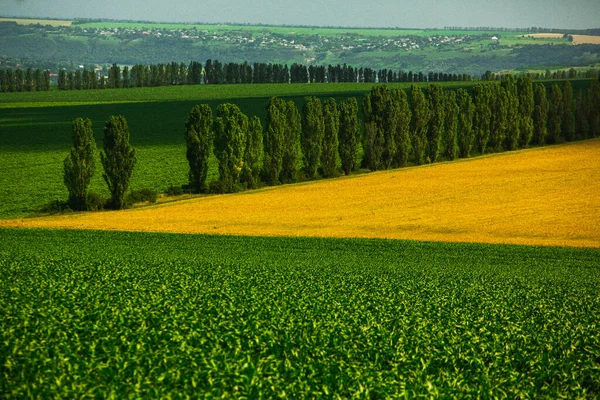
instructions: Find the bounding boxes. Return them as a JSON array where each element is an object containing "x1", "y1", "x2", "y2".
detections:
[
  {"x1": 0, "y1": 68, "x2": 51, "y2": 92},
  {"x1": 50, "y1": 60, "x2": 475, "y2": 90},
  {"x1": 62, "y1": 78, "x2": 600, "y2": 212}
]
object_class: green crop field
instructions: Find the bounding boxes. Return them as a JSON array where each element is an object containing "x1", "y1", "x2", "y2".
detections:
[{"x1": 1, "y1": 228, "x2": 599, "y2": 398}]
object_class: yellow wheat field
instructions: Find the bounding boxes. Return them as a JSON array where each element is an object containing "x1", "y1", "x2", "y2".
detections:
[
  {"x1": 0, "y1": 17, "x2": 73, "y2": 27},
  {"x1": 3, "y1": 140, "x2": 600, "y2": 248},
  {"x1": 571, "y1": 35, "x2": 600, "y2": 45}
]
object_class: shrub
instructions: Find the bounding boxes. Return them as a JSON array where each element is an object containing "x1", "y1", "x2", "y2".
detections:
[{"x1": 127, "y1": 188, "x2": 158, "y2": 204}]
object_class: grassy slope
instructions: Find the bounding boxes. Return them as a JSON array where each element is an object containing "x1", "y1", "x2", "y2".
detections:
[
  {"x1": 0, "y1": 80, "x2": 593, "y2": 219},
  {"x1": 8, "y1": 139, "x2": 599, "y2": 248},
  {"x1": 0, "y1": 82, "x2": 472, "y2": 218},
  {"x1": 1, "y1": 228, "x2": 599, "y2": 398}
]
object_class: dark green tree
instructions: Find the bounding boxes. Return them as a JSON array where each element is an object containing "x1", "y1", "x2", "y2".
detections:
[
  {"x1": 575, "y1": 89, "x2": 590, "y2": 139},
  {"x1": 185, "y1": 104, "x2": 213, "y2": 193},
  {"x1": 562, "y1": 81, "x2": 575, "y2": 141},
  {"x1": 281, "y1": 100, "x2": 302, "y2": 183},
  {"x1": 442, "y1": 90, "x2": 459, "y2": 160},
  {"x1": 108, "y1": 63, "x2": 121, "y2": 89},
  {"x1": 426, "y1": 84, "x2": 445, "y2": 163},
  {"x1": 264, "y1": 97, "x2": 286, "y2": 184},
  {"x1": 214, "y1": 103, "x2": 248, "y2": 192},
  {"x1": 588, "y1": 79, "x2": 600, "y2": 137},
  {"x1": 363, "y1": 85, "x2": 395, "y2": 170},
  {"x1": 410, "y1": 85, "x2": 430, "y2": 165},
  {"x1": 489, "y1": 84, "x2": 508, "y2": 151},
  {"x1": 101, "y1": 116, "x2": 136, "y2": 209},
  {"x1": 532, "y1": 84, "x2": 548, "y2": 145},
  {"x1": 501, "y1": 75, "x2": 520, "y2": 150},
  {"x1": 456, "y1": 88, "x2": 475, "y2": 158},
  {"x1": 473, "y1": 83, "x2": 492, "y2": 154},
  {"x1": 63, "y1": 118, "x2": 97, "y2": 211},
  {"x1": 547, "y1": 84, "x2": 563, "y2": 144},
  {"x1": 337, "y1": 97, "x2": 360, "y2": 175},
  {"x1": 301, "y1": 96, "x2": 325, "y2": 179},
  {"x1": 15, "y1": 69, "x2": 24, "y2": 92},
  {"x1": 517, "y1": 75, "x2": 534, "y2": 148},
  {"x1": 24, "y1": 68, "x2": 33, "y2": 92},
  {"x1": 241, "y1": 116, "x2": 263, "y2": 189},
  {"x1": 391, "y1": 89, "x2": 411, "y2": 167},
  {"x1": 322, "y1": 98, "x2": 340, "y2": 178}
]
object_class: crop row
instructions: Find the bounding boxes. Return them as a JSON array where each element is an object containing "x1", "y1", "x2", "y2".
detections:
[{"x1": 1, "y1": 228, "x2": 599, "y2": 397}]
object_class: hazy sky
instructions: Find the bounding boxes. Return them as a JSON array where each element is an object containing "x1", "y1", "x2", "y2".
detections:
[{"x1": 4, "y1": 0, "x2": 600, "y2": 29}]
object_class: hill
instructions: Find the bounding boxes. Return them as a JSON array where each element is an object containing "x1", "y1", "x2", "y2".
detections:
[{"x1": 4, "y1": 139, "x2": 599, "y2": 248}]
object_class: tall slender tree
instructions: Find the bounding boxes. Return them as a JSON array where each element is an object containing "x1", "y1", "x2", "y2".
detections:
[
  {"x1": 185, "y1": 104, "x2": 213, "y2": 193},
  {"x1": 264, "y1": 97, "x2": 286, "y2": 184},
  {"x1": 301, "y1": 96, "x2": 325, "y2": 179},
  {"x1": 241, "y1": 116, "x2": 263, "y2": 189},
  {"x1": 63, "y1": 118, "x2": 97, "y2": 210},
  {"x1": 391, "y1": 89, "x2": 411, "y2": 168},
  {"x1": 489, "y1": 84, "x2": 508, "y2": 151},
  {"x1": 547, "y1": 84, "x2": 563, "y2": 144},
  {"x1": 410, "y1": 85, "x2": 430, "y2": 165},
  {"x1": 213, "y1": 104, "x2": 248, "y2": 192},
  {"x1": 562, "y1": 81, "x2": 575, "y2": 141},
  {"x1": 426, "y1": 84, "x2": 446, "y2": 163},
  {"x1": 473, "y1": 83, "x2": 492, "y2": 154},
  {"x1": 281, "y1": 100, "x2": 303, "y2": 183},
  {"x1": 456, "y1": 88, "x2": 475, "y2": 158},
  {"x1": 588, "y1": 79, "x2": 600, "y2": 137},
  {"x1": 517, "y1": 75, "x2": 534, "y2": 148},
  {"x1": 338, "y1": 97, "x2": 360, "y2": 175},
  {"x1": 502, "y1": 75, "x2": 520, "y2": 150},
  {"x1": 101, "y1": 115, "x2": 136, "y2": 209},
  {"x1": 322, "y1": 98, "x2": 340, "y2": 178},
  {"x1": 532, "y1": 83, "x2": 548, "y2": 145},
  {"x1": 575, "y1": 89, "x2": 590, "y2": 139},
  {"x1": 442, "y1": 90, "x2": 459, "y2": 160}
]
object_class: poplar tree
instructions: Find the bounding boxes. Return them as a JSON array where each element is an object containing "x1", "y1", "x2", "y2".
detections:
[
  {"x1": 588, "y1": 79, "x2": 600, "y2": 137},
  {"x1": 63, "y1": 118, "x2": 97, "y2": 211},
  {"x1": 456, "y1": 88, "x2": 475, "y2": 158},
  {"x1": 502, "y1": 75, "x2": 520, "y2": 150},
  {"x1": 391, "y1": 89, "x2": 411, "y2": 167},
  {"x1": 532, "y1": 84, "x2": 548, "y2": 145},
  {"x1": 322, "y1": 98, "x2": 340, "y2": 178},
  {"x1": 264, "y1": 97, "x2": 286, "y2": 184},
  {"x1": 547, "y1": 84, "x2": 563, "y2": 144},
  {"x1": 410, "y1": 85, "x2": 430, "y2": 165},
  {"x1": 517, "y1": 75, "x2": 534, "y2": 148},
  {"x1": 575, "y1": 89, "x2": 590, "y2": 139},
  {"x1": 562, "y1": 81, "x2": 575, "y2": 141},
  {"x1": 101, "y1": 116, "x2": 136, "y2": 209},
  {"x1": 213, "y1": 103, "x2": 248, "y2": 192},
  {"x1": 281, "y1": 100, "x2": 303, "y2": 183},
  {"x1": 363, "y1": 85, "x2": 393, "y2": 170},
  {"x1": 442, "y1": 90, "x2": 459, "y2": 160},
  {"x1": 338, "y1": 97, "x2": 360, "y2": 175},
  {"x1": 473, "y1": 83, "x2": 492, "y2": 154},
  {"x1": 241, "y1": 116, "x2": 263, "y2": 188},
  {"x1": 489, "y1": 84, "x2": 508, "y2": 152},
  {"x1": 301, "y1": 96, "x2": 325, "y2": 179},
  {"x1": 426, "y1": 84, "x2": 445, "y2": 163},
  {"x1": 185, "y1": 104, "x2": 213, "y2": 193}
]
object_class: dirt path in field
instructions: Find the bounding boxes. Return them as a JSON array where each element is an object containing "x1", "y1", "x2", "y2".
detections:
[{"x1": 3, "y1": 140, "x2": 600, "y2": 248}]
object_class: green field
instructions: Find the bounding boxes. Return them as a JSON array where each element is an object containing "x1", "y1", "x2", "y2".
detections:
[{"x1": 1, "y1": 228, "x2": 599, "y2": 398}]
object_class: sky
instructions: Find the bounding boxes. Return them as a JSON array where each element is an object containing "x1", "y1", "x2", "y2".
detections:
[{"x1": 4, "y1": 0, "x2": 600, "y2": 29}]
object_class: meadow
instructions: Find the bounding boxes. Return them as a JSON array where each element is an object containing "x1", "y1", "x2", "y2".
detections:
[{"x1": 1, "y1": 228, "x2": 599, "y2": 398}]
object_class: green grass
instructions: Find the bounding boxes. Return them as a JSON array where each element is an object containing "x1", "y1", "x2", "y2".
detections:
[{"x1": 1, "y1": 228, "x2": 599, "y2": 398}]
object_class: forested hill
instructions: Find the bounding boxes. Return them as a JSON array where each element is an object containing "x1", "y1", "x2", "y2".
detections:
[{"x1": 1, "y1": 19, "x2": 600, "y2": 76}]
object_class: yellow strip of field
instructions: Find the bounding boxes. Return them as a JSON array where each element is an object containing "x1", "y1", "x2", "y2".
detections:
[
  {"x1": 0, "y1": 17, "x2": 72, "y2": 26},
  {"x1": 3, "y1": 140, "x2": 600, "y2": 248},
  {"x1": 571, "y1": 35, "x2": 600, "y2": 45}
]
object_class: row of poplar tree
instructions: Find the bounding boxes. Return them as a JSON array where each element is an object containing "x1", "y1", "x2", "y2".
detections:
[
  {"x1": 51, "y1": 61, "x2": 473, "y2": 91},
  {"x1": 62, "y1": 78, "x2": 600, "y2": 211},
  {"x1": 0, "y1": 68, "x2": 51, "y2": 92}
]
